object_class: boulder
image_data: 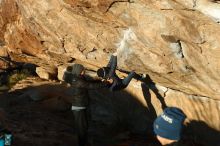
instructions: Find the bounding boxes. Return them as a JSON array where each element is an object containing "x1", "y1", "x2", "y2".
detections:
[
  {"x1": 1, "y1": 0, "x2": 220, "y2": 99},
  {"x1": 36, "y1": 66, "x2": 57, "y2": 80},
  {"x1": 0, "y1": 0, "x2": 220, "y2": 145}
]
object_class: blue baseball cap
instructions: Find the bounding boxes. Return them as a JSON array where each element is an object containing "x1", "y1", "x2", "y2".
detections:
[{"x1": 153, "y1": 107, "x2": 186, "y2": 140}]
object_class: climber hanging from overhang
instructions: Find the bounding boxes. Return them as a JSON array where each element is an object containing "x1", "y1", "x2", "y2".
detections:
[
  {"x1": 97, "y1": 54, "x2": 136, "y2": 91},
  {"x1": 63, "y1": 54, "x2": 136, "y2": 146}
]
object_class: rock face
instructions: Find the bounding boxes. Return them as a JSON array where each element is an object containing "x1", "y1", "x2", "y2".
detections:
[
  {"x1": 0, "y1": 0, "x2": 220, "y2": 145},
  {"x1": 0, "y1": 46, "x2": 9, "y2": 70},
  {"x1": 1, "y1": 0, "x2": 220, "y2": 99}
]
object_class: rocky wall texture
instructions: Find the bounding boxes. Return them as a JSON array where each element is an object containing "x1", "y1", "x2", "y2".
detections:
[{"x1": 0, "y1": 0, "x2": 220, "y2": 145}]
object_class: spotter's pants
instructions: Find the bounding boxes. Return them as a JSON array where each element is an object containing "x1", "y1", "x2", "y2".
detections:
[{"x1": 72, "y1": 107, "x2": 88, "y2": 146}]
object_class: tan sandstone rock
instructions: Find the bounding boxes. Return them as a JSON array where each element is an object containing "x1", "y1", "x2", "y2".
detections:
[
  {"x1": 0, "y1": 46, "x2": 9, "y2": 70},
  {"x1": 1, "y1": 0, "x2": 220, "y2": 99}
]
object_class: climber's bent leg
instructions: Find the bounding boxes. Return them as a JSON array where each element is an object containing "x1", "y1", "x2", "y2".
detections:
[{"x1": 106, "y1": 55, "x2": 117, "y2": 78}]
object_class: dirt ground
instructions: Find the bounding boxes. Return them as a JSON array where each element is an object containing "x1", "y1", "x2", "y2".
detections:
[
  {"x1": 0, "y1": 82, "x2": 205, "y2": 146},
  {"x1": 0, "y1": 90, "x2": 160, "y2": 146}
]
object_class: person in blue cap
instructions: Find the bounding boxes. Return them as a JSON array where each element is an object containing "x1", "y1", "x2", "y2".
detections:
[{"x1": 153, "y1": 107, "x2": 186, "y2": 146}]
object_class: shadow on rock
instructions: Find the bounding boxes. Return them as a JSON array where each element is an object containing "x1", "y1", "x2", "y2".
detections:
[
  {"x1": 0, "y1": 81, "x2": 160, "y2": 146},
  {"x1": 183, "y1": 120, "x2": 220, "y2": 146},
  {"x1": 0, "y1": 78, "x2": 213, "y2": 146},
  {"x1": 88, "y1": 87, "x2": 161, "y2": 145},
  {"x1": 139, "y1": 74, "x2": 167, "y2": 110}
]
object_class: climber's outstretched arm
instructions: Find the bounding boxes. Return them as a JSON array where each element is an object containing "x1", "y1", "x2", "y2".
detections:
[{"x1": 122, "y1": 71, "x2": 136, "y2": 86}]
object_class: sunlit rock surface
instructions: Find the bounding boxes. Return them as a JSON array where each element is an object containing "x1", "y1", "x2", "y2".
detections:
[{"x1": 0, "y1": 0, "x2": 220, "y2": 145}]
